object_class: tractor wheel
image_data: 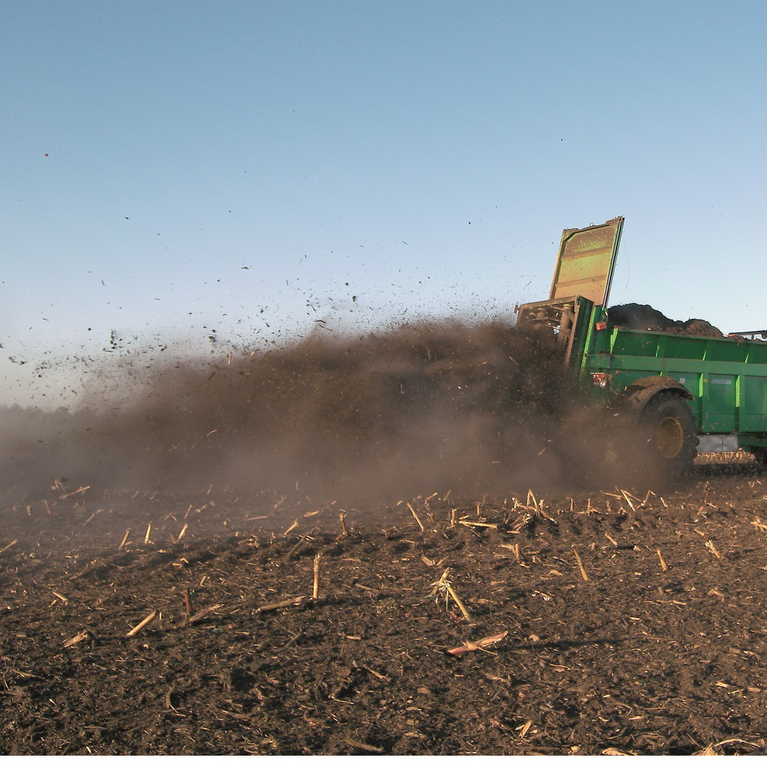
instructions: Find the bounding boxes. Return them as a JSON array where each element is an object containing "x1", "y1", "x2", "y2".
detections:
[{"x1": 641, "y1": 392, "x2": 698, "y2": 474}]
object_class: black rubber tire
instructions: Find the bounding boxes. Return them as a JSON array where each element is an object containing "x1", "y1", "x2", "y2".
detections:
[{"x1": 641, "y1": 393, "x2": 698, "y2": 474}]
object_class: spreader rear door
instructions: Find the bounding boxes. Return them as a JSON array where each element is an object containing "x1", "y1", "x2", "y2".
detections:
[{"x1": 548, "y1": 216, "x2": 624, "y2": 307}]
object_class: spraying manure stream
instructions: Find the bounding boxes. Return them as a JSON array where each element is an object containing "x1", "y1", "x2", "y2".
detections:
[{"x1": 3, "y1": 319, "x2": 601, "y2": 502}]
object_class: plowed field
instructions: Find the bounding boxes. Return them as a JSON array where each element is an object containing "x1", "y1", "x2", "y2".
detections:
[
  {"x1": 3, "y1": 457, "x2": 767, "y2": 755},
  {"x1": 4, "y1": 320, "x2": 767, "y2": 755}
]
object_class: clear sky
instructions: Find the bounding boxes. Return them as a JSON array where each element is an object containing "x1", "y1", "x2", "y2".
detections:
[{"x1": 3, "y1": 0, "x2": 766, "y2": 407}]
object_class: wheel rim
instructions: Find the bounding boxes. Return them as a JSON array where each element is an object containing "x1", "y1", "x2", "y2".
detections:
[{"x1": 655, "y1": 416, "x2": 684, "y2": 459}]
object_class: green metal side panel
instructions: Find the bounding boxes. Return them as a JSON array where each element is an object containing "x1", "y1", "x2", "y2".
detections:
[
  {"x1": 582, "y1": 325, "x2": 767, "y2": 437},
  {"x1": 549, "y1": 217, "x2": 624, "y2": 306},
  {"x1": 742, "y1": 377, "x2": 767, "y2": 432},
  {"x1": 705, "y1": 375, "x2": 736, "y2": 432},
  {"x1": 746, "y1": 344, "x2": 767, "y2": 364}
]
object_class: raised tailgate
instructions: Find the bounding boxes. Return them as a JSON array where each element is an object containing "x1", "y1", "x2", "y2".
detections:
[{"x1": 549, "y1": 216, "x2": 624, "y2": 306}]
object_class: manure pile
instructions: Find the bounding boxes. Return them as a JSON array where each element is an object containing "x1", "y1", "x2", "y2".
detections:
[{"x1": 608, "y1": 303, "x2": 725, "y2": 337}]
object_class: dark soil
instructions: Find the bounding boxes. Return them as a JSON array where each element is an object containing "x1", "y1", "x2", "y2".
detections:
[
  {"x1": 3, "y1": 319, "x2": 767, "y2": 755},
  {"x1": 3, "y1": 458, "x2": 767, "y2": 756}
]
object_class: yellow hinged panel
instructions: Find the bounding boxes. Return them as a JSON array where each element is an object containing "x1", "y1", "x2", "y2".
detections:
[{"x1": 549, "y1": 216, "x2": 624, "y2": 306}]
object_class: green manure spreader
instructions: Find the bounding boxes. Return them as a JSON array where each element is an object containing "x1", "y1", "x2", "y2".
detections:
[{"x1": 517, "y1": 217, "x2": 767, "y2": 473}]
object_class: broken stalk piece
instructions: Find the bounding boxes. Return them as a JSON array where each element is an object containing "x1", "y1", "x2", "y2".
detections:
[
  {"x1": 447, "y1": 630, "x2": 508, "y2": 656},
  {"x1": 126, "y1": 611, "x2": 157, "y2": 637},
  {"x1": 431, "y1": 568, "x2": 473, "y2": 622},
  {"x1": 313, "y1": 553, "x2": 321, "y2": 599},
  {"x1": 408, "y1": 503, "x2": 425, "y2": 532},
  {"x1": 572, "y1": 548, "x2": 589, "y2": 581}
]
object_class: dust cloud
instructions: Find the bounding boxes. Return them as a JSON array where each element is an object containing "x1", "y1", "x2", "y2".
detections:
[{"x1": 0, "y1": 319, "x2": 657, "y2": 504}]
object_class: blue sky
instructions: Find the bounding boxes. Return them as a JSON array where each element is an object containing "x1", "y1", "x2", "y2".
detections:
[{"x1": 3, "y1": 0, "x2": 766, "y2": 407}]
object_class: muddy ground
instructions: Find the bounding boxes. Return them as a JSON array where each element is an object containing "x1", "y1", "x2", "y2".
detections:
[{"x1": 3, "y1": 457, "x2": 767, "y2": 756}]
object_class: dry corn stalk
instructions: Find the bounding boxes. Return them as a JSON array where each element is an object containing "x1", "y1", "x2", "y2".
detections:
[
  {"x1": 184, "y1": 586, "x2": 194, "y2": 616},
  {"x1": 255, "y1": 596, "x2": 307, "y2": 613},
  {"x1": 344, "y1": 737, "x2": 383, "y2": 754},
  {"x1": 642, "y1": 490, "x2": 655, "y2": 506},
  {"x1": 0, "y1": 540, "x2": 17, "y2": 555},
  {"x1": 705, "y1": 540, "x2": 722, "y2": 559},
  {"x1": 499, "y1": 542, "x2": 522, "y2": 562},
  {"x1": 572, "y1": 548, "x2": 589, "y2": 581},
  {"x1": 408, "y1": 503, "x2": 424, "y2": 531},
  {"x1": 431, "y1": 568, "x2": 472, "y2": 622},
  {"x1": 459, "y1": 520, "x2": 498, "y2": 529},
  {"x1": 60, "y1": 485, "x2": 90, "y2": 500},
  {"x1": 313, "y1": 553, "x2": 321, "y2": 599},
  {"x1": 126, "y1": 611, "x2": 157, "y2": 637},
  {"x1": 447, "y1": 630, "x2": 508, "y2": 656},
  {"x1": 517, "y1": 720, "x2": 533, "y2": 739},
  {"x1": 63, "y1": 630, "x2": 89, "y2": 648},
  {"x1": 619, "y1": 489, "x2": 636, "y2": 511},
  {"x1": 188, "y1": 603, "x2": 223, "y2": 625},
  {"x1": 694, "y1": 739, "x2": 763, "y2": 756}
]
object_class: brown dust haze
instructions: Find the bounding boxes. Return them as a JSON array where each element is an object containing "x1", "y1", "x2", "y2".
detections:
[{"x1": 1, "y1": 320, "x2": 657, "y2": 504}]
